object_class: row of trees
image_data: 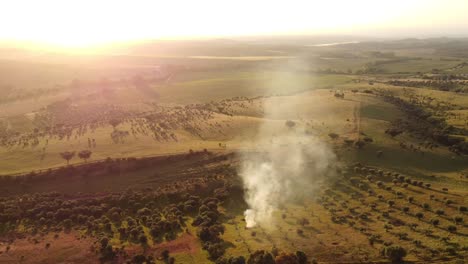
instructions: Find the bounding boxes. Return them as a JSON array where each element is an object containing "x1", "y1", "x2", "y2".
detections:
[
  {"x1": 322, "y1": 164, "x2": 466, "y2": 261},
  {"x1": 379, "y1": 92, "x2": 468, "y2": 155}
]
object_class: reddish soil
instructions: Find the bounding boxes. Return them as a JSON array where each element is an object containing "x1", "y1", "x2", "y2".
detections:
[
  {"x1": 126, "y1": 233, "x2": 199, "y2": 258},
  {"x1": 0, "y1": 232, "x2": 98, "y2": 264}
]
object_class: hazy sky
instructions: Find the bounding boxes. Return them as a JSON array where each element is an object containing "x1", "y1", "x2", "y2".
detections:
[{"x1": 1, "y1": 0, "x2": 467, "y2": 47}]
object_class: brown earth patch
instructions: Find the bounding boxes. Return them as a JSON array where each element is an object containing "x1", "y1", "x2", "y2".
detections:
[
  {"x1": 0, "y1": 232, "x2": 98, "y2": 264},
  {"x1": 126, "y1": 233, "x2": 199, "y2": 258}
]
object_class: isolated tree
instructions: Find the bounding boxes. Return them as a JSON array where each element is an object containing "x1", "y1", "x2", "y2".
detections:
[
  {"x1": 60, "y1": 151, "x2": 75, "y2": 165},
  {"x1": 78, "y1": 150, "x2": 92, "y2": 163}
]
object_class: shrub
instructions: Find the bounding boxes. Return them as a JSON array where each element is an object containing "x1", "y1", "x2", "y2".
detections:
[
  {"x1": 161, "y1": 249, "x2": 170, "y2": 260},
  {"x1": 382, "y1": 245, "x2": 407, "y2": 262},
  {"x1": 447, "y1": 225, "x2": 457, "y2": 233},
  {"x1": 139, "y1": 234, "x2": 148, "y2": 245},
  {"x1": 296, "y1": 251, "x2": 308, "y2": 264},
  {"x1": 285, "y1": 120, "x2": 296, "y2": 128},
  {"x1": 453, "y1": 216, "x2": 463, "y2": 224},
  {"x1": 247, "y1": 250, "x2": 275, "y2": 264},
  {"x1": 416, "y1": 212, "x2": 424, "y2": 220}
]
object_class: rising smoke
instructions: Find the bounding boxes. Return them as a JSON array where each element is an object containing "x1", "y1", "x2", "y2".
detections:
[{"x1": 239, "y1": 59, "x2": 336, "y2": 228}]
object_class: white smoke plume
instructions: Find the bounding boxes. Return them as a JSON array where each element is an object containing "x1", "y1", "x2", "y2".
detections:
[{"x1": 239, "y1": 59, "x2": 336, "y2": 228}]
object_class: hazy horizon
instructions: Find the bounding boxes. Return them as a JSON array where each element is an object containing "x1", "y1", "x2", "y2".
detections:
[{"x1": 1, "y1": 0, "x2": 468, "y2": 49}]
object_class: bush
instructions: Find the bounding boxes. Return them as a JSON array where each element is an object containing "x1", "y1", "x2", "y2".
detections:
[
  {"x1": 139, "y1": 234, "x2": 148, "y2": 245},
  {"x1": 247, "y1": 250, "x2": 275, "y2": 264},
  {"x1": 161, "y1": 249, "x2": 170, "y2": 260},
  {"x1": 447, "y1": 225, "x2": 457, "y2": 233},
  {"x1": 296, "y1": 251, "x2": 308, "y2": 264},
  {"x1": 453, "y1": 216, "x2": 463, "y2": 224},
  {"x1": 436, "y1": 209, "x2": 444, "y2": 216},
  {"x1": 285, "y1": 120, "x2": 296, "y2": 128},
  {"x1": 382, "y1": 245, "x2": 407, "y2": 262},
  {"x1": 416, "y1": 212, "x2": 424, "y2": 220}
]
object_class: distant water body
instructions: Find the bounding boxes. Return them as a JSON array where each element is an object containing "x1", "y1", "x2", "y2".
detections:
[{"x1": 307, "y1": 41, "x2": 360, "y2": 47}]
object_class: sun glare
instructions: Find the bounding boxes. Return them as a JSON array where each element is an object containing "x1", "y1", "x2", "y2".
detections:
[{"x1": 0, "y1": 0, "x2": 467, "y2": 49}]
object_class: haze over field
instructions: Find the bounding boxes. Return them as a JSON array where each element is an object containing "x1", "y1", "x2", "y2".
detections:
[{"x1": 240, "y1": 60, "x2": 336, "y2": 228}]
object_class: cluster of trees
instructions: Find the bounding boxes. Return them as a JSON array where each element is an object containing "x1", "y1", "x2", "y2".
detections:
[
  {"x1": 422, "y1": 73, "x2": 468, "y2": 81},
  {"x1": 320, "y1": 163, "x2": 466, "y2": 262},
  {"x1": 216, "y1": 250, "x2": 310, "y2": 264},
  {"x1": 379, "y1": 92, "x2": 468, "y2": 155},
  {"x1": 192, "y1": 197, "x2": 226, "y2": 260},
  {"x1": 0, "y1": 91, "x2": 232, "y2": 156},
  {"x1": 0, "y1": 183, "x2": 235, "y2": 262},
  {"x1": 387, "y1": 79, "x2": 467, "y2": 93}
]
